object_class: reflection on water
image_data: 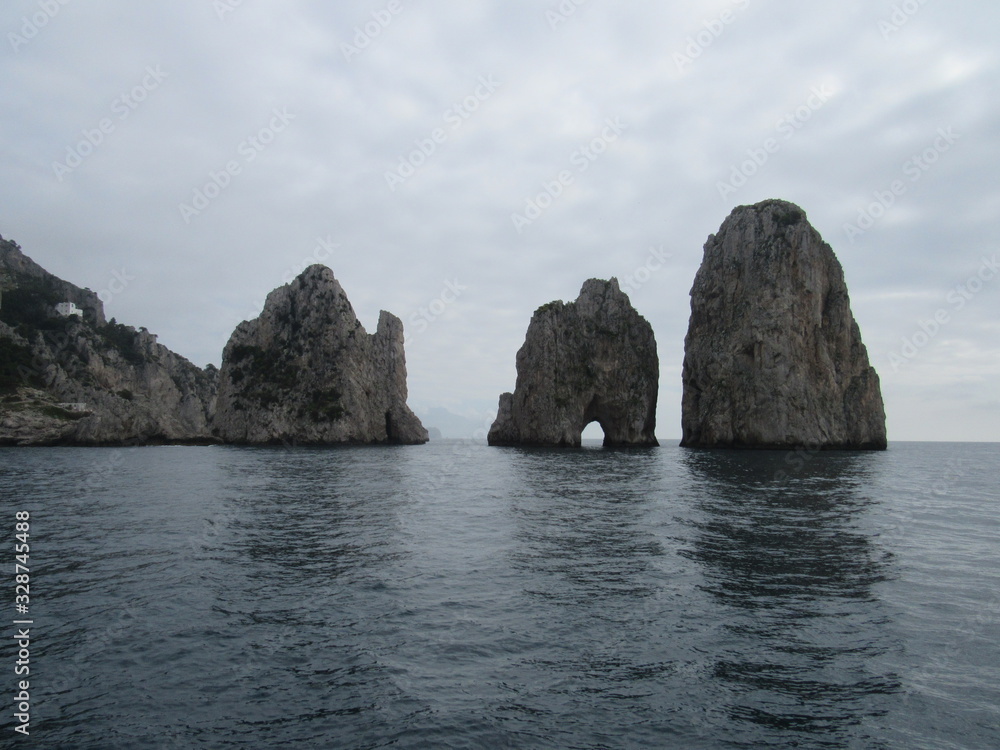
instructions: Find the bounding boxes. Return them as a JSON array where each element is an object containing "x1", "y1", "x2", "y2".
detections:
[
  {"x1": 167, "y1": 446, "x2": 428, "y2": 747},
  {"x1": 5, "y1": 443, "x2": 993, "y2": 748},
  {"x1": 682, "y1": 450, "x2": 891, "y2": 605},
  {"x1": 216, "y1": 445, "x2": 413, "y2": 585},
  {"x1": 488, "y1": 447, "x2": 709, "y2": 746},
  {"x1": 681, "y1": 449, "x2": 901, "y2": 739},
  {"x1": 505, "y1": 446, "x2": 665, "y2": 601}
]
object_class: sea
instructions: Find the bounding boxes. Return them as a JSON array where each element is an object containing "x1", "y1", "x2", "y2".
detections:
[{"x1": 1, "y1": 440, "x2": 998, "y2": 749}]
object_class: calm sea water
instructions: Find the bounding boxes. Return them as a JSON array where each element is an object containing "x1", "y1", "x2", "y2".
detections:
[{"x1": 1, "y1": 441, "x2": 998, "y2": 749}]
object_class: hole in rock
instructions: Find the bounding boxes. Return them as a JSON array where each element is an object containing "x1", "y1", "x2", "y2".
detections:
[{"x1": 581, "y1": 420, "x2": 606, "y2": 444}]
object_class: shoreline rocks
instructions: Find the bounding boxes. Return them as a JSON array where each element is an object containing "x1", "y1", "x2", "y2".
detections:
[{"x1": 1, "y1": 237, "x2": 217, "y2": 446}]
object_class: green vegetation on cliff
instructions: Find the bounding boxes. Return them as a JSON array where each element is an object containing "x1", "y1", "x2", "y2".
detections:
[{"x1": 0, "y1": 338, "x2": 41, "y2": 393}]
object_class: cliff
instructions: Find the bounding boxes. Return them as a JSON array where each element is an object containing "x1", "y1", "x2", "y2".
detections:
[
  {"x1": 680, "y1": 200, "x2": 887, "y2": 450},
  {"x1": 488, "y1": 278, "x2": 658, "y2": 447},
  {"x1": 212, "y1": 265, "x2": 428, "y2": 445},
  {"x1": 0, "y1": 236, "x2": 217, "y2": 445}
]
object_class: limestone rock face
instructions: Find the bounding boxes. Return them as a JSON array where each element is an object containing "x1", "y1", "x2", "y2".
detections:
[
  {"x1": 488, "y1": 278, "x2": 658, "y2": 447},
  {"x1": 0, "y1": 236, "x2": 105, "y2": 325},
  {"x1": 681, "y1": 200, "x2": 887, "y2": 450},
  {"x1": 213, "y1": 265, "x2": 427, "y2": 445},
  {"x1": 0, "y1": 236, "x2": 216, "y2": 446}
]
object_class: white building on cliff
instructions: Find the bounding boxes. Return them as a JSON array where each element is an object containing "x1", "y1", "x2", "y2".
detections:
[{"x1": 55, "y1": 301, "x2": 83, "y2": 318}]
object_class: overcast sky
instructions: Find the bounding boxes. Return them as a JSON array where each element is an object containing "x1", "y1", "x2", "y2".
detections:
[{"x1": 2, "y1": 1, "x2": 998, "y2": 442}]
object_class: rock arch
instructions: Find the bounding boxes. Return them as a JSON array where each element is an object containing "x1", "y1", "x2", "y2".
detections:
[{"x1": 488, "y1": 278, "x2": 658, "y2": 447}]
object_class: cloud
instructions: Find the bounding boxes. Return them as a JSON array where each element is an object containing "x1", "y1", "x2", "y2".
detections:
[{"x1": 1, "y1": 0, "x2": 997, "y2": 441}]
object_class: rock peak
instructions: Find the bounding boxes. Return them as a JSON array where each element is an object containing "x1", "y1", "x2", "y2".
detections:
[
  {"x1": 297, "y1": 264, "x2": 337, "y2": 284},
  {"x1": 489, "y1": 278, "x2": 658, "y2": 447},
  {"x1": 214, "y1": 265, "x2": 427, "y2": 445},
  {"x1": 681, "y1": 200, "x2": 887, "y2": 450},
  {"x1": 579, "y1": 276, "x2": 622, "y2": 295}
]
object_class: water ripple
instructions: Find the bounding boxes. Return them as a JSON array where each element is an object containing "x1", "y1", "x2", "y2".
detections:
[{"x1": 1, "y1": 442, "x2": 998, "y2": 748}]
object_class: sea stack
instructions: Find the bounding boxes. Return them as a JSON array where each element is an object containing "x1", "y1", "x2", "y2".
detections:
[
  {"x1": 488, "y1": 278, "x2": 658, "y2": 447},
  {"x1": 213, "y1": 265, "x2": 428, "y2": 445},
  {"x1": 681, "y1": 199, "x2": 886, "y2": 450}
]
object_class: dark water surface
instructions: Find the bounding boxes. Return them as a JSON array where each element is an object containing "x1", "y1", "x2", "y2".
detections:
[{"x1": 1, "y1": 441, "x2": 998, "y2": 749}]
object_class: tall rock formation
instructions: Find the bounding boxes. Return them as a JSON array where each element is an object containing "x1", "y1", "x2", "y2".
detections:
[
  {"x1": 0, "y1": 235, "x2": 217, "y2": 445},
  {"x1": 681, "y1": 200, "x2": 887, "y2": 450},
  {"x1": 488, "y1": 278, "x2": 658, "y2": 447},
  {"x1": 213, "y1": 265, "x2": 427, "y2": 445}
]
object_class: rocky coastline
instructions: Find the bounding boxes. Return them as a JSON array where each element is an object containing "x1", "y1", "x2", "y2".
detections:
[{"x1": 1, "y1": 200, "x2": 887, "y2": 449}]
